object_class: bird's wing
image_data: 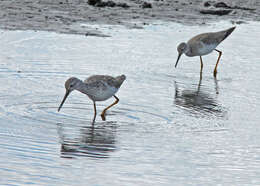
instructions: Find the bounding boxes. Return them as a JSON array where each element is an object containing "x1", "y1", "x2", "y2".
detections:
[
  {"x1": 192, "y1": 33, "x2": 219, "y2": 45},
  {"x1": 83, "y1": 80, "x2": 110, "y2": 99},
  {"x1": 189, "y1": 27, "x2": 235, "y2": 46},
  {"x1": 85, "y1": 75, "x2": 112, "y2": 83},
  {"x1": 84, "y1": 75, "x2": 117, "y2": 88},
  {"x1": 195, "y1": 29, "x2": 233, "y2": 45}
]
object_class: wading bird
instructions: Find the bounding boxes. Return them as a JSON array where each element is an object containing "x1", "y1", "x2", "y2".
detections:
[
  {"x1": 58, "y1": 75, "x2": 126, "y2": 123},
  {"x1": 175, "y1": 26, "x2": 236, "y2": 77}
]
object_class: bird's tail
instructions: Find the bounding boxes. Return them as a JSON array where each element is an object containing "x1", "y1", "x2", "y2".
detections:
[
  {"x1": 221, "y1": 26, "x2": 236, "y2": 41},
  {"x1": 115, "y1": 75, "x2": 126, "y2": 88}
]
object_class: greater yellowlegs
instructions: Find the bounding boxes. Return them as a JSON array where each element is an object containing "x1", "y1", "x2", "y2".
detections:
[
  {"x1": 58, "y1": 75, "x2": 126, "y2": 122},
  {"x1": 175, "y1": 26, "x2": 236, "y2": 77}
]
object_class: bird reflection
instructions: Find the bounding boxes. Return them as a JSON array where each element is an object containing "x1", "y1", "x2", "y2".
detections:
[
  {"x1": 57, "y1": 122, "x2": 117, "y2": 159},
  {"x1": 174, "y1": 77, "x2": 225, "y2": 118}
]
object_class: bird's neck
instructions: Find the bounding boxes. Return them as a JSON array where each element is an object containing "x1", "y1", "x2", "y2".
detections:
[
  {"x1": 75, "y1": 80, "x2": 90, "y2": 95},
  {"x1": 185, "y1": 44, "x2": 192, "y2": 56}
]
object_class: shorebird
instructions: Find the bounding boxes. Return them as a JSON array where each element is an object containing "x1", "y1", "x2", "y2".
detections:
[
  {"x1": 175, "y1": 26, "x2": 236, "y2": 77},
  {"x1": 58, "y1": 75, "x2": 126, "y2": 122}
]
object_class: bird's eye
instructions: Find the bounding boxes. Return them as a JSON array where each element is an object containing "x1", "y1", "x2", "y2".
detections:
[{"x1": 70, "y1": 84, "x2": 74, "y2": 88}]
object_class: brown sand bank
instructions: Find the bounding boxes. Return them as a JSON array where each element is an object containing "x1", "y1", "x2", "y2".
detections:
[{"x1": 0, "y1": 0, "x2": 259, "y2": 36}]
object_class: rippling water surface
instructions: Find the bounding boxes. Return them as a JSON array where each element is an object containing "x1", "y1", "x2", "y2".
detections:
[{"x1": 0, "y1": 22, "x2": 260, "y2": 185}]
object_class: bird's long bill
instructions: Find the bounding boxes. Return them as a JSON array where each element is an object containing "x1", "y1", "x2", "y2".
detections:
[
  {"x1": 175, "y1": 53, "x2": 182, "y2": 68},
  {"x1": 58, "y1": 90, "x2": 70, "y2": 112}
]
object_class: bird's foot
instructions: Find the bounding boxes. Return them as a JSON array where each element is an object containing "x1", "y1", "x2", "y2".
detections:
[
  {"x1": 101, "y1": 113, "x2": 106, "y2": 121},
  {"x1": 213, "y1": 70, "x2": 217, "y2": 77}
]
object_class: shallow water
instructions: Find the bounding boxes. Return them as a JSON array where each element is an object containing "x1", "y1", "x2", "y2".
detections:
[{"x1": 0, "y1": 22, "x2": 260, "y2": 185}]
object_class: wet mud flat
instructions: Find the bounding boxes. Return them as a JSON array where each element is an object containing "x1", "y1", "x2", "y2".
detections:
[{"x1": 0, "y1": 0, "x2": 260, "y2": 35}]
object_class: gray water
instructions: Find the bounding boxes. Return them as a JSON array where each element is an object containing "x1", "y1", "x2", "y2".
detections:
[{"x1": 0, "y1": 21, "x2": 260, "y2": 185}]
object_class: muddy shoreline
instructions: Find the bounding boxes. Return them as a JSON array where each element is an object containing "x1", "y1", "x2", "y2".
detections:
[{"x1": 0, "y1": 0, "x2": 259, "y2": 36}]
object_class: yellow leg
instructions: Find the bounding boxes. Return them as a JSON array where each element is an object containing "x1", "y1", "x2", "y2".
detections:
[
  {"x1": 198, "y1": 74, "x2": 202, "y2": 93},
  {"x1": 101, "y1": 96, "x2": 119, "y2": 121},
  {"x1": 214, "y1": 76, "x2": 219, "y2": 95},
  {"x1": 200, "y1": 56, "x2": 203, "y2": 77},
  {"x1": 92, "y1": 101, "x2": 97, "y2": 123},
  {"x1": 214, "y1": 49, "x2": 222, "y2": 77}
]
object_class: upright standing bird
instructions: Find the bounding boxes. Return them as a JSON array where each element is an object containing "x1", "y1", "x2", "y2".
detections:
[
  {"x1": 175, "y1": 26, "x2": 236, "y2": 77},
  {"x1": 58, "y1": 75, "x2": 126, "y2": 122}
]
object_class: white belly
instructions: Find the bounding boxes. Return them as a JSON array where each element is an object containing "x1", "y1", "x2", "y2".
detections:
[
  {"x1": 198, "y1": 43, "x2": 217, "y2": 56},
  {"x1": 88, "y1": 86, "x2": 118, "y2": 101}
]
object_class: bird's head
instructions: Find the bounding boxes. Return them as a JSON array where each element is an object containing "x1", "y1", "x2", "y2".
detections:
[
  {"x1": 58, "y1": 77, "x2": 80, "y2": 112},
  {"x1": 64, "y1": 77, "x2": 79, "y2": 92},
  {"x1": 175, "y1": 42, "x2": 188, "y2": 68}
]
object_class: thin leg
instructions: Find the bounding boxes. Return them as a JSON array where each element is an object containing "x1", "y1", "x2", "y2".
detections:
[
  {"x1": 200, "y1": 56, "x2": 204, "y2": 70},
  {"x1": 199, "y1": 68, "x2": 203, "y2": 82},
  {"x1": 214, "y1": 49, "x2": 222, "y2": 77},
  {"x1": 214, "y1": 76, "x2": 219, "y2": 95},
  {"x1": 198, "y1": 75, "x2": 202, "y2": 92},
  {"x1": 200, "y1": 56, "x2": 203, "y2": 75},
  {"x1": 92, "y1": 101, "x2": 97, "y2": 124},
  {"x1": 101, "y1": 95, "x2": 119, "y2": 121}
]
